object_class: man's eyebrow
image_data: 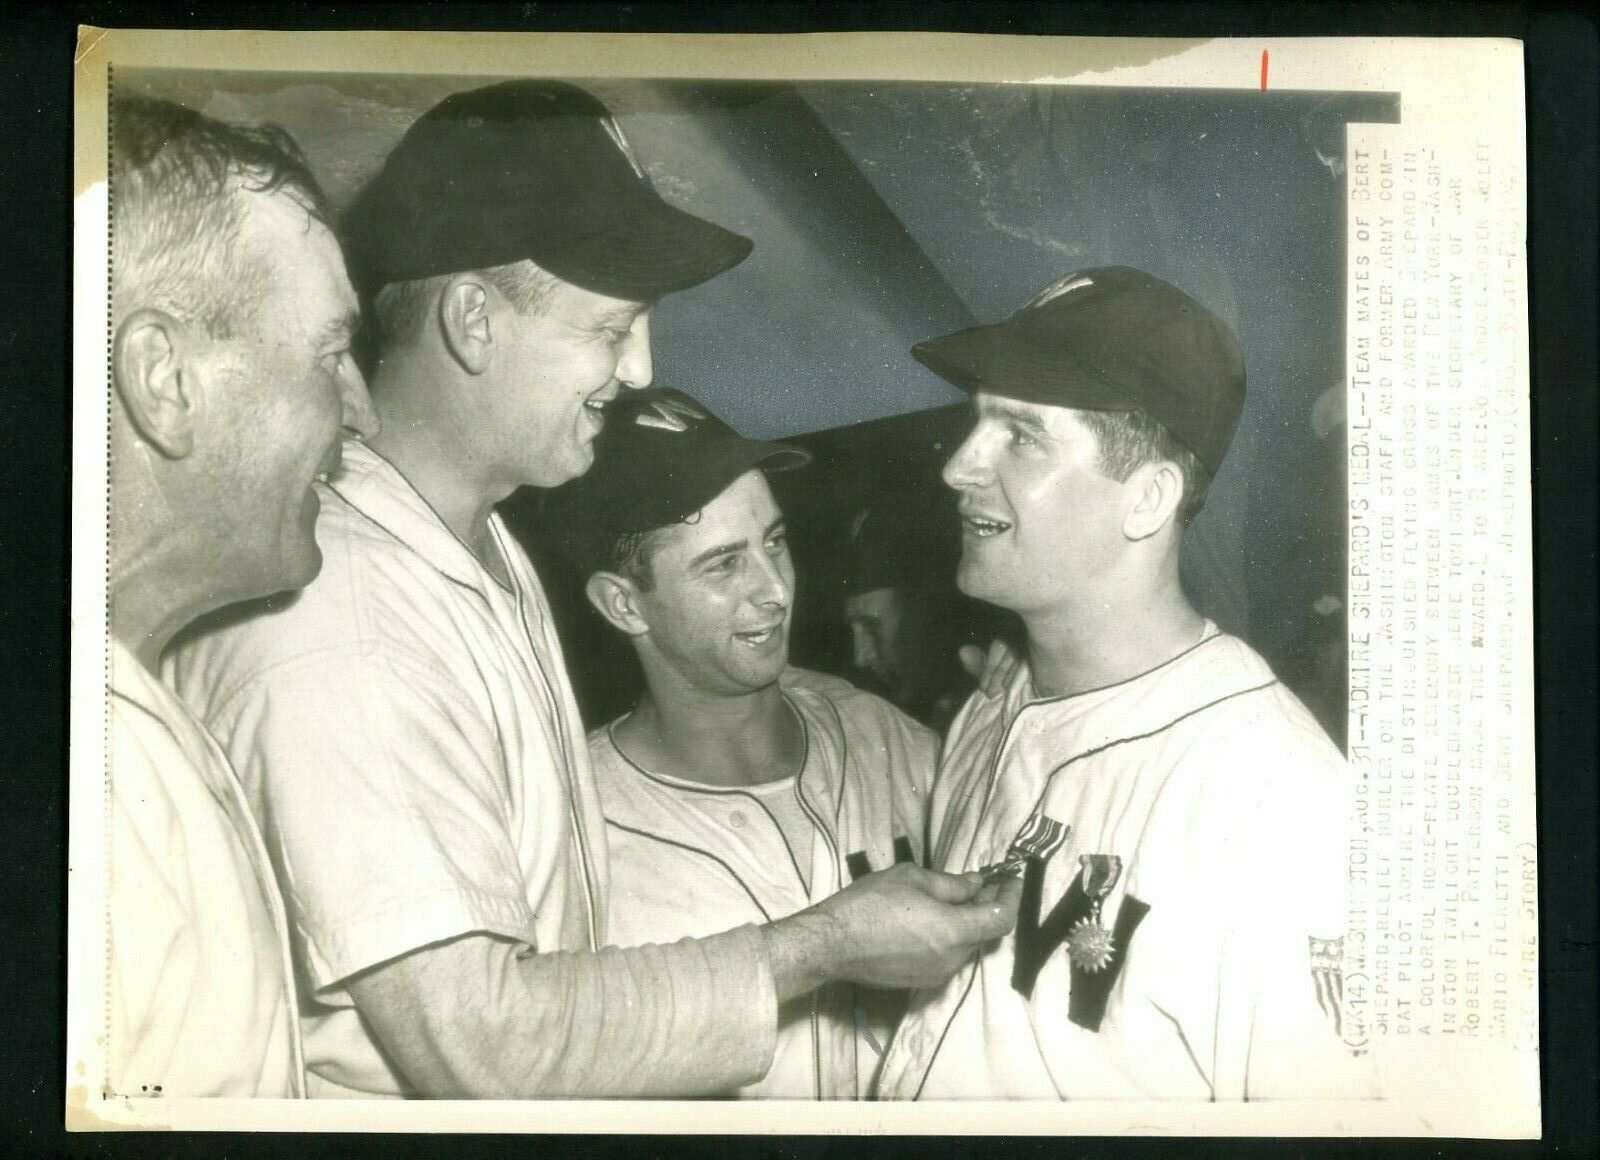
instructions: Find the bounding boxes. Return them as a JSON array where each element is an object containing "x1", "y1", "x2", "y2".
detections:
[
  {"x1": 315, "y1": 310, "x2": 361, "y2": 347},
  {"x1": 979, "y1": 398, "x2": 1052, "y2": 436},
  {"x1": 688, "y1": 537, "x2": 748, "y2": 569},
  {"x1": 594, "y1": 301, "x2": 647, "y2": 326},
  {"x1": 764, "y1": 516, "x2": 786, "y2": 538}
]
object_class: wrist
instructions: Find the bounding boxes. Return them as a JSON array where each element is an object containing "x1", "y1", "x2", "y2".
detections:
[{"x1": 762, "y1": 905, "x2": 843, "y2": 1002}]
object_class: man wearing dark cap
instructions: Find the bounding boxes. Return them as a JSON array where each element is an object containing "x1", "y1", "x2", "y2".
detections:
[
  {"x1": 875, "y1": 267, "x2": 1353, "y2": 1100},
  {"x1": 169, "y1": 81, "x2": 1014, "y2": 1100},
  {"x1": 549, "y1": 388, "x2": 952, "y2": 1099}
]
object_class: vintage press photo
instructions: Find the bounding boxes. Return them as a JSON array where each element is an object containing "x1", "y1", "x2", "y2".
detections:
[{"x1": 69, "y1": 32, "x2": 1536, "y2": 1136}]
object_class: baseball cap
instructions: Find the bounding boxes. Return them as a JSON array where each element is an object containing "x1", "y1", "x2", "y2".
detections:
[
  {"x1": 342, "y1": 80, "x2": 753, "y2": 301},
  {"x1": 912, "y1": 266, "x2": 1246, "y2": 475},
  {"x1": 548, "y1": 388, "x2": 811, "y2": 541}
]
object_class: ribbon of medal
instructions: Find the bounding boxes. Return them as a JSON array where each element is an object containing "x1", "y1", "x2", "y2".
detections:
[
  {"x1": 1065, "y1": 854, "x2": 1123, "y2": 973},
  {"x1": 977, "y1": 813, "x2": 1068, "y2": 883}
]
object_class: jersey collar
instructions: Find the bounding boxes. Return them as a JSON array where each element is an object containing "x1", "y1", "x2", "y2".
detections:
[{"x1": 325, "y1": 437, "x2": 505, "y2": 594}]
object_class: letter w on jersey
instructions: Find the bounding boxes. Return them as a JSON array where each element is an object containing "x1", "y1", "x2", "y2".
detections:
[
  {"x1": 1012, "y1": 854, "x2": 1151, "y2": 1032},
  {"x1": 846, "y1": 834, "x2": 915, "y2": 880}
]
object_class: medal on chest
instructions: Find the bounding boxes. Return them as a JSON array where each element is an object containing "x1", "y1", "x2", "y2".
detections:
[{"x1": 1065, "y1": 854, "x2": 1123, "y2": 973}]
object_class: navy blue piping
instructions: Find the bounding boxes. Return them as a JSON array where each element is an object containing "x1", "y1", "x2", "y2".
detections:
[
  {"x1": 602, "y1": 818, "x2": 773, "y2": 923},
  {"x1": 606, "y1": 710, "x2": 814, "y2": 894},
  {"x1": 918, "y1": 676, "x2": 1282, "y2": 1093}
]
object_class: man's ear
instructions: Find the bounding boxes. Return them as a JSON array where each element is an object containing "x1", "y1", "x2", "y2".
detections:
[
  {"x1": 439, "y1": 275, "x2": 492, "y2": 375},
  {"x1": 585, "y1": 571, "x2": 651, "y2": 637},
  {"x1": 1122, "y1": 460, "x2": 1184, "y2": 541},
  {"x1": 112, "y1": 308, "x2": 198, "y2": 459}
]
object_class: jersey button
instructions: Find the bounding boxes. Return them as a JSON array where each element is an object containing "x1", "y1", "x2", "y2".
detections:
[{"x1": 729, "y1": 810, "x2": 747, "y2": 828}]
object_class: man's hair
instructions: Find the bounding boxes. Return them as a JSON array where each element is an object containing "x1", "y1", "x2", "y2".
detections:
[
  {"x1": 562, "y1": 514, "x2": 692, "y2": 599},
  {"x1": 368, "y1": 259, "x2": 564, "y2": 346},
  {"x1": 1077, "y1": 409, "x2": 1214, "y2": 528},
  {"x1": 111, "y1": 96, "x2": 330, "y2": 339}
]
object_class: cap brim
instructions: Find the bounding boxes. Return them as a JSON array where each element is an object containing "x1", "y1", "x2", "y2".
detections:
[
  {"x1": 912, "y1": 324, "x2": 1134, "y2": 412},
  {"x1": 628, "y1": 438, "x2": 808, "y2": 534},
  {"x1": 540, "y1": 197, "x2": 753, "y2": 302}
]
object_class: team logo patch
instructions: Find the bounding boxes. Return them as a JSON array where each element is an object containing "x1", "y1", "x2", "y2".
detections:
[
  {"x1": 634, "y1": 397, "x2": 706, "y2": 433},
  {"x1": 1310, "y1": 935, "x2": 1345, "y2": 1036}
]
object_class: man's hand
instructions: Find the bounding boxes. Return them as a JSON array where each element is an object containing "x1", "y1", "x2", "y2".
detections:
[
  {"x1": 763, "y1": 863, "x2": 1021, "y2": 1000},
  {"x1": 960, "y1": 638, "x2": 1021, "y2": 697}
]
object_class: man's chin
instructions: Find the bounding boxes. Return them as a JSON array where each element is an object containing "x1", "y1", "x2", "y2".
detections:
[{"x1": 956, "y1": 564, "x2": 1019, "y2": 610}]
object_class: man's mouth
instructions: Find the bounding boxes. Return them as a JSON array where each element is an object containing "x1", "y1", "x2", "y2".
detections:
[
  {"x1": 734, "y1": 623, "x2": 784, "y2": 647},
  {"x1": 961, "y1": 510, "x2": 1013, "y2": 538},
  {"x1": 579, "y1": 393, "x2": 613, "y2": 435}
]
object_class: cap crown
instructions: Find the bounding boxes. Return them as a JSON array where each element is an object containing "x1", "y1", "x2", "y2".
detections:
[
  {"x1": 913, "y1": 265, "x2": 1245, "y2": 474},
  {"x1": 343, "y1": 80, "x2": 752, "y2": 301}
]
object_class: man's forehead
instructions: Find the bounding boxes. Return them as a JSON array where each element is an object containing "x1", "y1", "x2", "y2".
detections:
[
  {"x1": 654, "y1": 469, "x2": 782, "y2": 552},
  {"x1": 974, "y1": 392, "x2": 1078, "y2": 430},
  {"x1": 242, "y1": 187, "x2": 359, "y2": 316},
  {"x1": 546, "y1": 276, "x2": 652, "y2": 321}
]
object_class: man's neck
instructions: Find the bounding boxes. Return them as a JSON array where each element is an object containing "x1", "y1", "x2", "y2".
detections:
[
  {"x1": 1022, "y1": 576, "x2": 1207, "y2": 699},
  {"x1": 617, "y1": 680, "x2": 802, "y2": 789},
  {"x1": 109, "y1": 517, "x2": 230, "y2": 673},
  {"x1": 367, "y1": 366, "x2": 511, "y2": 581}
]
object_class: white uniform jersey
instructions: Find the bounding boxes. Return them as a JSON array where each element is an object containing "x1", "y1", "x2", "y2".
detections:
[
  {"x1": 592, "y1": 667, "x2": 938, "y2": 1098},
  {"x1": 878, "y1": 627, "x2": 1357, "y2": 1100},
  {"x1": 168, "y1": 440, "x2": 780, "y2": 1099},
  {"x1": 107, "y1": 640, "x2": 305, "y2": 1098}
]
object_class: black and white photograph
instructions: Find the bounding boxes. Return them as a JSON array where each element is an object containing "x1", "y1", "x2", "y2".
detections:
[{"x1": 68, "y1": 31, "x2": 1538, "y2": 1136}]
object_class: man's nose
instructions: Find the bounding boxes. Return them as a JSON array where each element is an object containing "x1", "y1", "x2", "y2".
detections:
[
  {"x1": 942, "y1": 430, "x2": 990, "y2": 490},
  {"x1": 341, "y1": 361, "x2": 381, "y2": 441},
  {"x1": 851, "y1": 626, "x2": 876, "y2": 670},
  {"x1": 616, "y1": 314, "x2": 654, "y2": 390},
  {"x1": 750, "y1": 552, "x2": 791, "y2": 609}
]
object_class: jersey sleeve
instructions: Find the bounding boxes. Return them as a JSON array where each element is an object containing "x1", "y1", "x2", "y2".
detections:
[
  {"x1": 204, "y1": 645, "x2": 539, "y2": 993},
  {"x1": 1209, "y1": 713, "x2": 1362, "y2": 1098}
]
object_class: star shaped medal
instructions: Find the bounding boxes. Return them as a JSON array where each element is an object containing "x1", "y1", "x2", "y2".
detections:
[{"x1": 1066, "y1": 854, "x2": 1124, "y2": 973}]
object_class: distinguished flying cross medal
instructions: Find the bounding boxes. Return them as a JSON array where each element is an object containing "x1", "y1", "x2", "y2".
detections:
[
  {"x1": 978, "y1": 813, "x2": 1068, "y2": 882},
  {"x1": 1065, "y1": 854, "x2": 1123, "y2": 973}
]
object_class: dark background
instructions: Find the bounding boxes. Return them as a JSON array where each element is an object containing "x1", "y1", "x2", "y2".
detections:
[{"x1": 3, "y1": 4, "x2": 1594, "y2": 1157}]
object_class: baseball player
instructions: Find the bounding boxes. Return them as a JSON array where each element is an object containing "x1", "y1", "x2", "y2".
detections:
[
  {"x1": 102, "y1": 96, "x2": 379, "y2": 1095},
  {"x1": 874, "y1": 266, "x2": 1356, "y2": 1100},
  {"x1": 166, "y1": 80, "x2": 1016, "y2": 1099},
  {"x1": 548, "y1": 388, "x2": 939, "y2": 1098}
]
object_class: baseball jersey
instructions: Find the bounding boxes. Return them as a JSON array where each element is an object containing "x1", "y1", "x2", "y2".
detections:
[
  {"x1": 593, "y1": 667, "x2": 939, "y2": 1099},
  {"x1": 107, "y1": 639, "x2": 305, "y2": 1097},
  {"x1": 166, "y1": 438, "x2": 775, "y2": 1098},
  {"x1": 877, "y1": 626, "x2": 1355, "y2": 1100}
]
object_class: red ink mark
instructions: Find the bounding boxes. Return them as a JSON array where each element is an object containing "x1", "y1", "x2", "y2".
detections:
[{"x1": 1260, "y1": 49, "x2": 1269, "y2": 91}]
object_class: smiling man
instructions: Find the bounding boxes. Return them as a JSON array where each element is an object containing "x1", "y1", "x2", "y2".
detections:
[
  {"x1": 167, "y1": 81, "x2": 1015, "y2": 1100},
  {"x1": 107, "y1": 96, "x2": 378, "y2": 1096},
  {"x1": 550, "y1": 388, "x2": 942, "y2": 1098},
  {"x1": 875, "y1": 266, "x2": 1354, "y2": 1100}
]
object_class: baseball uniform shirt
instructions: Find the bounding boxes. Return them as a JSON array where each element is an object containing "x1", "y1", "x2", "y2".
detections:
[
  {"x1": 167, "y1": 438, "x2": 776, "y2": 1098},
  {"x1": 106, "y1": 639, "x2": 305, "y2": 1097},
  {"x1": 593, "y1": 667, "x2": 938, "y2": 1098},
  {"x1": 876, "y1": 626, "x2": 1356, "y2": 1100}
]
